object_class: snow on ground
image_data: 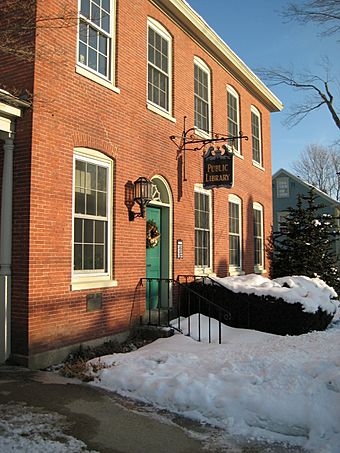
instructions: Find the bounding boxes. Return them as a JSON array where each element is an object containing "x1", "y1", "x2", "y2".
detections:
[
  {"x1": 90, "y1": 310, "x2": 340, "y2": 453},
  {"x1": 0, "y1": 402, "x2": 97, "y2": 452},
  {"x1": 213, "y1": 274, "x2": 337, "y2": 314}
]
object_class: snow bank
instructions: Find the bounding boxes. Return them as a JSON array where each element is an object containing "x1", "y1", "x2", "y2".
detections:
[
  {"x1": 212, "y1": 274, "x2": 338, "y2": 315},
  {"x1": 90, "y1": 315, "x2": 340, "y2": 452}
]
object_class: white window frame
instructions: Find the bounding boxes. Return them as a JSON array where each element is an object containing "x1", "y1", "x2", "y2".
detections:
[
  {"x1": 228, "y1": 194, "x2": 243, "y2": 275},
  {"x1": 147, "y1": 18, "x2": 173, "y2": 119},
  {"x1": 194, "y1": 184, "x2": 213, "y2": 275},
  {"x1": 276, "y1": 176, "x2": 290, "y2": 198},
  {"x1": 251, "y1": 105, "x2": 263, "y2": 168},
  {"x1": 253, "y1": 202, "x2": 264, "y2": 272},
  {"x1": 194, "y1": 56, "x2": 212, "y2": 138},
  {"x1": 227, "y1": 85, "x2": 241, "y2": 156},
  {"x1": 76, "y1": 0, "x2": 119, "y2": 93},
  {"x1": 277, "y1": 211, "x2": 289, "y2": 233},
  {"x1": 72, "y1": 148, "x2": 117, "y2": 291}
]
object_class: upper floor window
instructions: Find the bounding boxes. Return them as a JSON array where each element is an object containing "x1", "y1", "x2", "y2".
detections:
[
  {"x1": 253, "y1": 203, "x2": 264, "y2": 269},
  {"x1": 147, "y1": 18, "x2": 172, "y2": 113},
  {"x1": 78, "y1": 0, "x2": 114, "y2": 81},
  {"x1": 195, "y1": 185, "x2": 212, "y2": 274},
  {"x1": 229, "y1": 194, "x2": 242, "y2": 271},
  {"x1": 276, "y1": 176, "x2": 290, "y2": 198},
  {"x1": 227, "y1": 86, "x2": 241, "y2": 154},
  {"x1": 251, "y1": 106, "x2": 262, "y2": 166},
  {"x1": 194, "y1": 57, "x2": 211, "y2": 135}
]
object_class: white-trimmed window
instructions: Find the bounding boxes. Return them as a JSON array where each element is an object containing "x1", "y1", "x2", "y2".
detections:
[
  {"x1": 194, "y1": 57, "x2": 211, "y2": 135},
  {"x1": 195, "y1": 185, "x2": 212, "y2": 273},
  {"x1": 229, "y1": 194, "x2": 242, "y2": 271},
  {"x1": 78, "y1": 0, "x2": 115, "y2": 81},
  {"x1": 251, "y1": 106, "x2": 262, "y2": 166},
  {"x1": 277, "y1": 211, "x2": 289, "y2": 233},
  {"x1": 147, "y1": 18, "x2": 172, "y2": 113},
  {"x1": 227, "y1": 86, "x2": 241, "y2": 154},
  {"x1": 276, "y1": 176, "x2": 289, "y2": 198},
  {"x1": 253, "y1": 202, "x2": 264, "y2": 270},
  {"x1": 72, "y1": 148, "x2": 114, "y2": 290}
]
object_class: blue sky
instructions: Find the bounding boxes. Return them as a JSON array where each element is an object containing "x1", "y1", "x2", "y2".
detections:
[{"x1": 187, "y1": 0, "x2": 340, "y2": 173}]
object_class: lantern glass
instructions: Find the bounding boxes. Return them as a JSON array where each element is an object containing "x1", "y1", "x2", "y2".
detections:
[{"x1": 134, "y1": 177, "x2": 152, "y2": 205}]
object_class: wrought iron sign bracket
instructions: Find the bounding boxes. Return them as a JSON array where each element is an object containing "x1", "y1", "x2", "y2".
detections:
[{"x1": 170, "y1": 116, "x2": 248, "y2": 181}]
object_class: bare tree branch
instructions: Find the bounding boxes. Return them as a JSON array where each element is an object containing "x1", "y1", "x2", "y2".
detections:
[
  {"x1": 283, "y1": 0, "x2": 340, "y2": 37},
  {"x1": 291, "y1": 144, "x2": 340, "y2": 199},
  {"x1": 257, "y1": 67, "x2": 340, "y2": 130},
  {"x1": 0, "y1": 0, "x2": 78, "y2": 62}
]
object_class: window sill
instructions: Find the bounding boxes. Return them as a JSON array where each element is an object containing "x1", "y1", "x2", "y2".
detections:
[
  {"x1": 254, "y1": 266, "x2": 267, "y2": 275},
  {"x1": 252, "y1": 160, "x2": 265, "y2": 171},
  {"x1": 194, "y1": 267, "x2": 213, "y2": 277},
  {"x1": 71, "y1": 278, "x2": 118, "y2": 291},
  {"x1": 234, "y1": 152, "x2": 244, "y2": 160},
  {"x1": 228, "y1": 268, "x2": 245, "y2": 276},
  {"x1": 146, "y1": 103, "x2": 176, "y2": 123},
  {"x1": 75, "y1": 66, "x2": 120, "y2": 94},
  {"x1": 194, "y1": 128, "x2": 211, "y2": 139}
]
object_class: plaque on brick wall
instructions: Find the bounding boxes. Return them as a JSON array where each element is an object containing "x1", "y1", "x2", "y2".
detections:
[
  {"x1": 86, "y1": 293, "x2": 103, "y2": 311},
  {"x1": 177, "y1": 239, "x2": 183, "y2": 259},
  {"x1": 203, "y1": 145, "x2": 233, "y2": 189}
]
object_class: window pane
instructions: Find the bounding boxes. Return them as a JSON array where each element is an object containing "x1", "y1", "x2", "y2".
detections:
[
  {"x1": 99, "y1": 55, "x2": 107, "y2": 76},
  {"x1": 91, "y1": 4, "x2": 100, "y2": 24},
  {"x1": 84, "y1": 219, "x2": 94, "y2": 243},
  {"x1": 95, "y1": 220, "x2": 105, "y2": 243},
  {"x1": 102, "y1": 0, "x2": 110, "y2": 12},
  {"x1": 79, "y1": 21, "x2": 88, "y2": 43},
  {"x1": 79, "y1": 42, "x2": 87, "y2": 65},
  {"x1": 74, "y1": 218, "x2": 83, "y2": 243},
  {"x1": 99, "y1": 35, "x2": 107, "y2": 54},
  {"x1": 95, "y1": 245, "x2": 104, "y2": 269},
  {"x1": 155, "y1": 49, "x2": 161, "y2": 69},
  {"x1": 97, "y1": 166, "x2": 107, "y2": 191},
  {"x1": 81, "y1": 0, "x2": 90, "y2": 17},
  {"x1": 84, "y1": 244, "x2": 94, "y2": 270},
  {"x1": 86, "y1": 191, "x2": 96, "y2": 215},
  {"x1": 87, "y1": 164, "x2": 96, "y2": 190},
  {"x1": 89, "y1": 27, "x2": 97, "y2": 49},
  {"x1": 88, "y1": 48, "x2": 97, "y2": 70},
  {"x1": 97, "y1": 192, "x2": 107, "y2": 217},
  {"x1": 75, "y1": 191, "x2": 85, "y2": 214},
  {"x1": 148, "y1": 28, "x2": 154, "y2": 46},
  {"x1": 155, "y1": 33, "x2": 161, "y2": 51},
  {"x1": 74, "y1": 244, "x2": 83, "y2": 270},
  {"x1": 102, "y1": 11, "x2": 110, "y2": 33},
  {"x1": 75, "y1": 160, "x2": 86, "y2": 188},
  {"x1": 148, "y1": 45, "x2": 155, "y2": 65}
]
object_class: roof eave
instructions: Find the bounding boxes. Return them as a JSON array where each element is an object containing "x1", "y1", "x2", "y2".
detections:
[{"x1": 152, "y1": 0, "x2": 283, "y2": 112}]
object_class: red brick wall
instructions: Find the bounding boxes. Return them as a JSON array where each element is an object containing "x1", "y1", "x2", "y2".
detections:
[
  {"x1": 2, "y1": 0, "x2": 274, "y2": 360},
  {"x1": 0, "y1": 0, "x2": 36, "y2": 357}
]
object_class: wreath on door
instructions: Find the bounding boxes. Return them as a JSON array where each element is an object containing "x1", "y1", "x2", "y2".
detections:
[{"x1": 146, "y1": 219, "x2": 161, "y2": 248}]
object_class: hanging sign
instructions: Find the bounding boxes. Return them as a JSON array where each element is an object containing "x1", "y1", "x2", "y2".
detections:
[{"x1": 203, "y1": 145, "x2": 233, "y2": 189}]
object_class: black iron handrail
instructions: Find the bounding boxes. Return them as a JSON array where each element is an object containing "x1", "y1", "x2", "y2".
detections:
[{"x1": 138, "y1": 277, "x2": 231, "y2": 344}]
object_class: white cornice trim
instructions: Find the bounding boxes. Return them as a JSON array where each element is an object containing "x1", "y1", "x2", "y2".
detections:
[{"x1": 152, "y1": 0, "x2": 283, "y2": 112}]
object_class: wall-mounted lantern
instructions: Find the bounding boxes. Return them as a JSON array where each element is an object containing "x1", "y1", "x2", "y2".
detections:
[{"x1": 125, "y1": 177, "x2": 153, "y2": 221}]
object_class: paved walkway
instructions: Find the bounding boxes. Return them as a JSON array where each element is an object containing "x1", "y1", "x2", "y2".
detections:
[
  {"x1": 0, "y1": 366, "x2": 307, "y2": 453},
  {"x1": 0, "y1": 366, "x2": 217, "y2": 453}
]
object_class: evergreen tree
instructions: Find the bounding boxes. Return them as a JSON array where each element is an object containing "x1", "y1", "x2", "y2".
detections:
[{"x1": 270, "y1": 189, "x2": 340, "y2": 292}]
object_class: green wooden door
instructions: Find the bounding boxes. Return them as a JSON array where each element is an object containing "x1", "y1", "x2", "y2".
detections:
[{"x1": 146, "y1": 207, "x2": 161, "y2": 309}]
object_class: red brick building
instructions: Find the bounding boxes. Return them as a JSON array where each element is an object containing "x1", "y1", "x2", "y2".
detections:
[{"x1": 0, "y1": 0, "x2": 282, "y2": 368}]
